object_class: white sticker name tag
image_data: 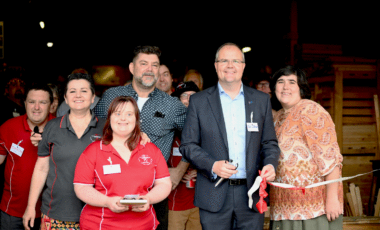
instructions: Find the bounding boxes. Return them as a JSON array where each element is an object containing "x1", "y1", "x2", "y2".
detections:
[
  {"x1": 13, "y1": 111, "x2": 20, "y2": 117},
  {"x1": 172, "y1": 147, "x2": 182, "y2": 156},
  {"x1": 247, "y1": 122, "x2": 259, "y2": 132},
  {"x1": 103, "y1": 164, "x2": 121, "y2": 175},
  {"x1": 11, "y1": 143, "x2": 24, "y2": 157}
]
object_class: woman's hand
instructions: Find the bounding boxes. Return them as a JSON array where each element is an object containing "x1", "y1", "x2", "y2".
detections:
[
  {"x1": 261, "y1": 164, "x2": 276, "y2": 182},
  {"x1": 131, "y1": 195, "x2": 151, "y2": 212},
  {"x1": 22, "y1": 206, "x2": 36, "y2": 230},
  {"x1": 326, "y1": 195, "x2": 342, "y2": 221},
  {"x1": 30, "y1": 132, "x2": 42, "y2": 147},
  {"x1": 140, "y1": 132, "x2": 151, "y2": 145},
  {"x1": 325, "y1": 166, "x2": 342, "y2": 221},
  {"x1": 105, "y1": 196, "x2": 129, "y2": 213}
]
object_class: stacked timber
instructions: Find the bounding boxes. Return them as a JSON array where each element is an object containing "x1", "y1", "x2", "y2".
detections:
[
  {"x1": 346, "y1": 183, "x2": 364, "y2": 216},
  {"x1": 375, "y1": 189, "x2": 380, "y2": 216}
]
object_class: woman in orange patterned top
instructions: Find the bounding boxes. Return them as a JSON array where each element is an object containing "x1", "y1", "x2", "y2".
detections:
[{"x1": 269, "y1": 66, "x2": 343, "y2": 230}]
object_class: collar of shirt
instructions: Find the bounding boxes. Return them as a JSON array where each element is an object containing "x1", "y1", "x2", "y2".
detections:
[
  {"x1": 23, "y1": 113, "x2": 55, "y2": 133},
  {"x1": 217, "y1": 82, "x2": 244, "y2": 98},
  {"x1": 60, "y1": 110, "x2": 99, "y2": 129},
  {"x1": 22, "y1": 114, "x2": 32, "y2": 132},
  {"x1": 125, "y1": 84, "x2": 159, "y2": 100},
  {"x1": 99, "y1": 141, "x2": 145, "y2": 160}
]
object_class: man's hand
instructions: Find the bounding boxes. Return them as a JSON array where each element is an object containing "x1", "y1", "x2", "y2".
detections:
[
  {"x1": 261, "y1": 165, "x2": 276, "y2": 182},
  {"x1": 30, "y1": 132, "x2": 42, "y2": 147},
  {"x1": 212, "y1": 160, "x2": 238, "y2": 179},
  {"x1": 169, "y1": 161, "x2": 189, "y2": 190},
  {"x1": 181, "y1": 169, "x2": 197, "y2": 183}
]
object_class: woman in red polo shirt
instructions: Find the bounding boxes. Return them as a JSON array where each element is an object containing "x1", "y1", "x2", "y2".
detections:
[{"x1": 73, "y1": 96, "x2": 171, "y2": 230}]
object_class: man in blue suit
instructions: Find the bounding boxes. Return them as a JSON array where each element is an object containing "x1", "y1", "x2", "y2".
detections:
[{"x1": 180, "y1": 43, "x2": 280, "y2": 230}]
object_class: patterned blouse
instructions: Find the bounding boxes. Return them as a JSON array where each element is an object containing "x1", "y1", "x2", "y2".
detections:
[{"x1": 270, "y1": 99, "x2": 343, "y2": 221}]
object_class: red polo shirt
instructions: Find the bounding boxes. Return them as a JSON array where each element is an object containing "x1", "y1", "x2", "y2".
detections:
[
  {"x1": 74, "y1": 141, "x2": 170, "y2": 230},
  {"x1": 168, "y1": 135, "x2": 196, "y2": 211},
  {"x1": 0, "y1": 114, "x2": 54, "y2": 217}
]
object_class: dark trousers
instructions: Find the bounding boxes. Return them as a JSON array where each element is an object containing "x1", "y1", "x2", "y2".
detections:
[
  {"x1": 0, "y1": 210, "x2": 40, "y2": 230},
  {"x1": 153, "y1": 198, "x2": 169, "y2": 230},
  {"x1": 199, "y1": 184, "x2": 264, "y2": 230}
]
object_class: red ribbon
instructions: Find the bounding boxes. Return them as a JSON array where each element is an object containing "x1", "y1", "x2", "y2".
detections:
[
  {"x1": 256, "y1": 170, "x2": 307, "y2": 214},
  {"x1": 289, "y1": 186, "x2": 306, "y2": 195},
  {"x1": 256, "y1": 170, "x2": 268, "y2": 214},
  {"x1": 256, "y1": 170, "x2": 308, "y2": 214}
]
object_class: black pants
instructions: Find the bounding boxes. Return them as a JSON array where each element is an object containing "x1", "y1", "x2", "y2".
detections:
[
  {"x1": 153, "y1": 198, "x2": 169, "y2": 230},
  {"x1": 199, "y1": 184, "x2": 264, "y2": 230},
  {"x1": 0, "y1": 211, "x2": 40, "y2": 230}
]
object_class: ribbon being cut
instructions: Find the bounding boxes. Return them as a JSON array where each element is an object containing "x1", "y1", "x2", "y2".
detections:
[{"x1": 248, "y1": 169, "x2": 380, "y2": 214}]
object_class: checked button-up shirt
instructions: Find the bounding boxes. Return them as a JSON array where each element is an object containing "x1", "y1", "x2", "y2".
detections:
[{"x1": 94, "y1": 84, "x2": 187, "y2": 161}]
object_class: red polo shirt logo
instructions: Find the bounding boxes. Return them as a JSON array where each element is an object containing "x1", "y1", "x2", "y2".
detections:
[{"x1": 138, "y1": 155, "x2": 153, "y2": 165}]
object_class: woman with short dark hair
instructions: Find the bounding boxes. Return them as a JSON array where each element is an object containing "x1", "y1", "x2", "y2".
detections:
[{"x1": 269, "y1": 66, "x2": 343, "y2": 230}]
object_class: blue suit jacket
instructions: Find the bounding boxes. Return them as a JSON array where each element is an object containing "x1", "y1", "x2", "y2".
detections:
[{"x1": 180, "y1": 84, "x2": 280, "y2": 212}]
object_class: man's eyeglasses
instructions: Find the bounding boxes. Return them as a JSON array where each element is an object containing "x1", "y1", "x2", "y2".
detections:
[
  {"x1": 180, "y1": 92, "x2": 196, "y2": 99},
  {"x1": 216, "y1": 59, "x2": 245, "y2": 65},
  {"x1": 257, "y1": 82, "x2": 270, "y2": 88}
]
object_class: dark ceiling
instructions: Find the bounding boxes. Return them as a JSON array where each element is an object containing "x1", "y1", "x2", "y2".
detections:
[{"x1": 1, "y1": 1, "x2": 379, "y2": 87}]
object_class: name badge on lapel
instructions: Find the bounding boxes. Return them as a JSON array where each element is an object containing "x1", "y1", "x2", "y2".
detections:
[
  {"x1": 103, "y1": 157, "x2": 121, "y2": 175},
  {"x1": 247, "y1": 123, "x2": 259, "y2": 132},
  {"x1": 247, "y1": 112, "x2": 259, "y2": 132},
  {"x1": 11, "y1": 140, "x2": 24, "y2": 157}
]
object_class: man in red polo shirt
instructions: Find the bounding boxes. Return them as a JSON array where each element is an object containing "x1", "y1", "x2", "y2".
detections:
[
  {"x1": 168, "y1": 81, "x2": 202, "y2": 230},
  {"x1": 0, "y1": 83, "x2": 54, "y2": 230}
]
